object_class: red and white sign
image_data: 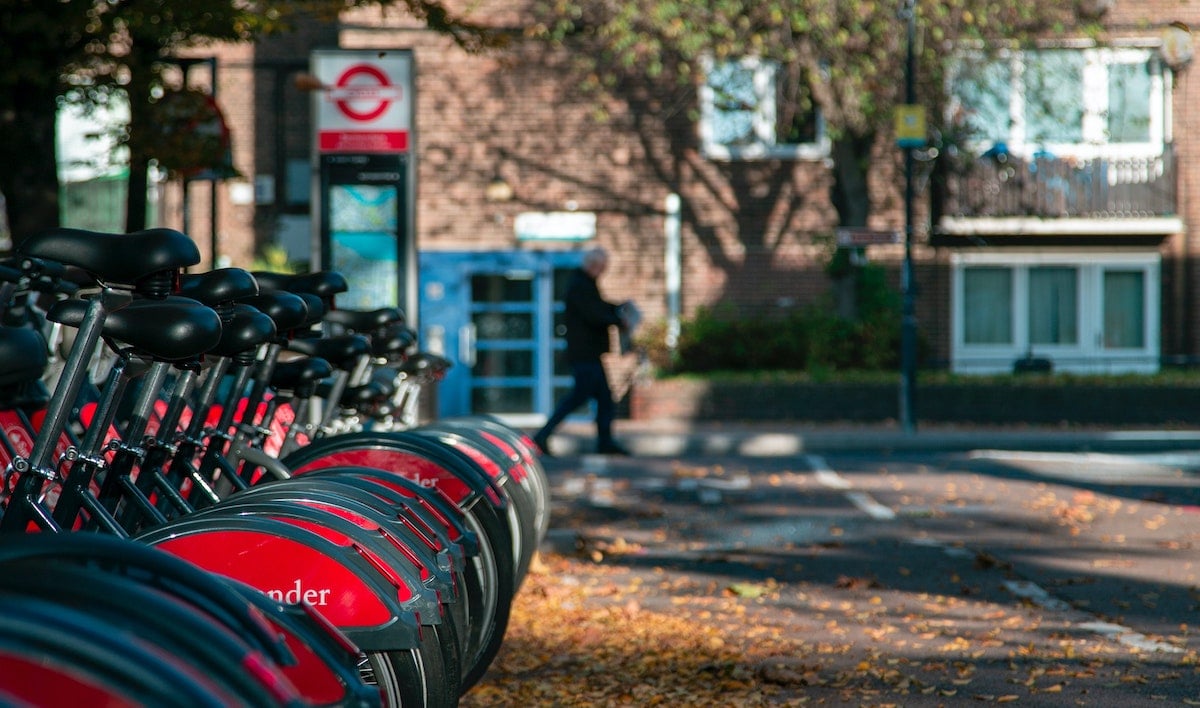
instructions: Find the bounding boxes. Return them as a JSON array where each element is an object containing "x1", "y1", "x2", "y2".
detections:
[{"x1": 313, "y1": 50, "x2": 412, "y2": 154}]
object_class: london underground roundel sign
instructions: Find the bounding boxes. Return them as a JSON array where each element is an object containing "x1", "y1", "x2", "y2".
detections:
[
  {"x1": 313, "y1": 50, "x2": 412, "y2": 154},
  {"x1": 333, "y1": 64, "x2": 397, "y2": 121}
]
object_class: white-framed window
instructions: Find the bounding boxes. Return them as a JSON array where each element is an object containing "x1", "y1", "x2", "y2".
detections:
[
  {"x1": 951, "y1": 250, "x2": 1160, "y2": 374},
  {"x1": 699, "y1": 56, "x2": 829, "y2": 161},
  {"x1": 950, "y1": 46, "x2": 1170, "y2": 160}
]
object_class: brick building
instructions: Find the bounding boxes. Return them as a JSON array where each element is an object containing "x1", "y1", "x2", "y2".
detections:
[{"x1": 165, "y1": 1, "x2": 1199, "y2": 421}]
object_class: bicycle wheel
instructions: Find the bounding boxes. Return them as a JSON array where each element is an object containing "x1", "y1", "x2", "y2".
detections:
[
  {"x1": 0, "y1": 560, "x2": 301, "y2": 706},
  {"x1": 284, "y1": 432, "x2": 519, "y2": 579},
  {"x1": 139, "y1": 508, "x2": 458, "y2": 707},
  {"x1": 409, "y1": 425, "x2": 540, "y2": 582},
  {"x1": 284, "y1": 454, "x2": 517, "y2": 692},
  {"x1": 0, "y1": 532, "x2": 289, "y2": 661},
  {"x1": 0, "y1": 594, "x2": 232, "y2": 707},
  {"x1": 0, "y1": 531, "x2": 376, "y2": 706},
  {"x1": 283, "y1": 467, "x2": 506, "y2": 688},
  {"x1": 445, "y1": 415, "x2": 553, "y2": 544},
  {"x1": 230, "y1": 578, "x2": 383, "y2": 707},
  {"x1": 219, "y1": 481, "x2": 467, "y2": 690}
]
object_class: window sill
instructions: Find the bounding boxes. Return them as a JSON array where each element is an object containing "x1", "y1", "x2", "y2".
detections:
[
  {"x1": 702, "y1": 139, "x2": 831, "y2": 162},
  {"x1": 939, "y1": 215, "x2": 1183, "y2": 237}
]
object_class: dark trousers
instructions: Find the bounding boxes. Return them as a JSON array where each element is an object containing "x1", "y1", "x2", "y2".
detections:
[{"x1": 536, "y1": 360, "x2": 615, "y2": 446}]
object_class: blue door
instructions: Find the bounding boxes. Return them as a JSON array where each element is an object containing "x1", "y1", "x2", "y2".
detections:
[{"x1": 419, "y1": 250, "x2": 583, "y2": 424}]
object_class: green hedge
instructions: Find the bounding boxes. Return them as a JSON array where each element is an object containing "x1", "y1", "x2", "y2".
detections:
[{"x1": 640, "y1": 263, "x2": 908, "y2": 375}]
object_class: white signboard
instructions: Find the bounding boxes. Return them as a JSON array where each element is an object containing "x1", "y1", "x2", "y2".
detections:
[
  {"x1": 514, "y1": 211, "x2": 597, "y2": 241},
  {"x1": 312, "y1": 50, "x2": 413, "y2": 154}
]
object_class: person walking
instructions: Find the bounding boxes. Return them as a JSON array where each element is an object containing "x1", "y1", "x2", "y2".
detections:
[{"x1": 532, "y1": 247, "x2": 631, "y2": 456}]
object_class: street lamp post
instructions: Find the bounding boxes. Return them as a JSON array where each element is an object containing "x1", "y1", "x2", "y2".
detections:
[{"x1": 898, "y1": 0, "x2": 918, "y2": 434}]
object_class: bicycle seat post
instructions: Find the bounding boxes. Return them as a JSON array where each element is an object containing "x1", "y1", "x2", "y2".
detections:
[
  {"x1": 96, "y1": 360, "x2": 173, "y2": 523},
  {"x1": 52, "y1": 355, "x2": 132, "y2": 533},
  {"x1": 77, "y1": 356, "x2": 130, "y2": 455},
  {"x1": 0, "y1": 287, "x2": 129, "y2": 533},
  {"x1": 27, "y1": 287, "x2": 130, "y2": 475}
]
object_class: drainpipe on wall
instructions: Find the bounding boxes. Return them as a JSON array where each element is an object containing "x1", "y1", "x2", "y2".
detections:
[{"x1": 665, "y1": 193, "x2": 682, "y2": 350}]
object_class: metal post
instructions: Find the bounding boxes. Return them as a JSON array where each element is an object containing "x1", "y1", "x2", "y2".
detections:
[
  {"x1": 207, "y1": 57, "x2": 219, "y2": 268},
  {"x1": 174, "y1": 56, "x2": 218, "y2": 266},
  {"x1": 664, "y1": 193, "x2": 682, "y2": 351},
  {"x1": 899, "y1": 0, "x2": 918, "y2": 434}
]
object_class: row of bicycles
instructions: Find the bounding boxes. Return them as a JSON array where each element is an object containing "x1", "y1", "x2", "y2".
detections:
[{"x1": 0, "y1": 226, "x2": 550, "y2": 706}]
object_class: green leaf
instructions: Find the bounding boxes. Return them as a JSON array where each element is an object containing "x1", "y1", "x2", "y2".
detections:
[{"x1": 727, "y1": 582, "x2": 771, "y2": 598}]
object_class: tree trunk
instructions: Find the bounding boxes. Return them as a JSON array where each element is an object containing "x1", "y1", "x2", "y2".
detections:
[
  {"x1": 122, "y1": 42, "x2": 157, "y2": 233},
  {"x1": 0, "y1": 2, "x2": 85, "y2": 249},
  {"x1": 124, "y1": 150, "x2": 151, "y2": 232},
  {"x1": 828, "y1": 133, "x2": 875, "y2": 319},
  {"x1": 0, "y1": 86, "x2": 62, "y2": 247},
  {"x1": 829, "y1": 135, "x2": 874, "y2": 228}
]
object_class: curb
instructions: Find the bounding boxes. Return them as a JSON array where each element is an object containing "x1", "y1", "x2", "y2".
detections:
[{"x1": 534, "y1": 423, "x2": 1200, "y2": 457}]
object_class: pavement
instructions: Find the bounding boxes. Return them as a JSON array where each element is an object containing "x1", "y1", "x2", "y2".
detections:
[
  {"x1": 535, "y1": 419, "x2": 1200, "y2": 457},
  {"x1": 503, "y1": 418, "x2": 1200, "y2": 705}
]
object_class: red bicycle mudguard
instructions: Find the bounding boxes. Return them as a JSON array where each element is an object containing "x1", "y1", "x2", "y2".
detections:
[
  {"x1": 136, "y1": 513, "x2": 423, "y2": 653},
  {"x1": 283, "y1": 431, "x2": 507, "y2": 511},
  {"x1": 205, "y1": 488, "x2": 459, "y2": 615}
]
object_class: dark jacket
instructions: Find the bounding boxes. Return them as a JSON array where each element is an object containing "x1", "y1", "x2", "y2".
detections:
[{"x1": 563, "y1": 267, "x2": 622, "y2": 364}]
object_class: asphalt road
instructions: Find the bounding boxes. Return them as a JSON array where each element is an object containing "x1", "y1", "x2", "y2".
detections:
[{"x1": 536, "y1": 442, "x2": 1200, "y2": 705}]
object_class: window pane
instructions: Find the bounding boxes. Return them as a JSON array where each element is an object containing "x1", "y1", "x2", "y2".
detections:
[
  {"x1": 1028, "y1": 267, "x2": 1078, "y2": 345},
  {"x1": 953, "y1": 58, "x2": 1012, "y2": 145},
  {"x1": 1024, "y1": 51, "x2": 1084, "y2": 144},
  {"x1": 706, "y1": 61, "x2": 758, "y2": 146},
  {"x1": 472, "y1": 386, "x2": 533, "y2": 413},
  {"x1": 1103, "y1": 270, "x2": 1145, "y2": 348},
  {"x1": 963, "y1": 267, "x2": 1013, "y2": 344},
  {"x1": 472, "y1": 311, "x2": 532, "y2": 341},
  {"x1": 473, "y1": 349, "x2": 534, "y2": 377},
  {"x1": 552, "y1": 267, "x2": 574, "y2": 300},
  {"x1": 470, "y1": 274, "x2": 532, "y2": 302},
  {"x1": 1108, "y1": 62, "x2": 1152, "y2": 143},
  {"x1": 705, "y1": 58, "x2": 820, "y2": 149}
]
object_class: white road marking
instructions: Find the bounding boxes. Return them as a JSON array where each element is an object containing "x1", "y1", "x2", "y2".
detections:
[
  {"x1": 809, "y1": 454, "x2": 893, "y2": 519},
  {"x1": 1003, "y1": 579, "x2": 1072, "y2": 612},
  {"x1": 806, "y1": 458, "x2": 1184, "y2": 656},
  {"x1": 967, "y1": 449, "x2": 1192, "y2": 482},
  {"x1": 845, "y1": 491, "x2": 897, "y2": 520},
  {"x1": 1076, "y1": 621, "x2": 1184, "y2": 654},
  {"x1": 807, "y1": 454, "x2": 852, "y2": 489},
  {"x1": 970, "y1": 450, "x2": 1142, "y2": 465}
]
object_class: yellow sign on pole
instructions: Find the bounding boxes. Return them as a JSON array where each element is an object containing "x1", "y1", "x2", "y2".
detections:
[{"x1": 894, "y1": 104, "x2": 926, "y2": 148}]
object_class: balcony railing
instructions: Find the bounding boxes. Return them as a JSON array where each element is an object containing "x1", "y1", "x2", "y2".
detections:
[{"x1": 941, "y1": 146, "x2": 1176, "y2": 220}]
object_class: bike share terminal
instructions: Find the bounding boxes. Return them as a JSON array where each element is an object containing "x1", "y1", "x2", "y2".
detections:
[{"x1": 310, "y1": 49, "x2": 418, "y2": 319}]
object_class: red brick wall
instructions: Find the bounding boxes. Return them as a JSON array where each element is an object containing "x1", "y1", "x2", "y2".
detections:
[
  {"x1": 190, "y1": 0, "x2": 1200, "y2": 366},
  {"x1": 168, "y1": 22, "x2": 338, "y2": 269},
  {"x1": 334, "y1": 3, "x2": 856, "y2": 331},
  {"x1": 1102, "y1": 2, "x2": 1200, "y2": 360}
]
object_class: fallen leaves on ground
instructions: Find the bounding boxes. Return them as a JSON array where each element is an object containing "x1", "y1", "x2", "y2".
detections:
[
  {"x1": 461, "y1": 553, "x2": 813, "y2": 707},
  {"x1": 459, "y1": 546, "x2": 1200, "y2": 706},
  {"x1": 834, "y1": 575, "x2": 881, "y2": 591},
  {"x1": 460, "y1": 461, "x2": 1200, "y2": 705}
]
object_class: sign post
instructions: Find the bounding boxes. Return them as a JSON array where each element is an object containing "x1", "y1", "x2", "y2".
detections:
[
  {"x1": 310, "y1": 49, "x2": 417, "y2": 320},
  {"x1": 898, "y1": 0, "x2": 919, "y2": 435}
]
